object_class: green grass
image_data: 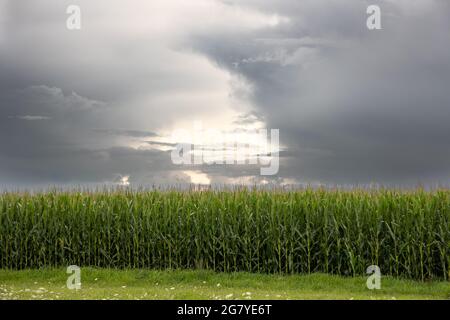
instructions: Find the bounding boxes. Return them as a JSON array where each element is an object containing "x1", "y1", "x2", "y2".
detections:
[
  {"x1": 0, "y1": 268, "x2": 448, "y2": 300},
  {"x1": 0, "y1": 188, "x2": 449, "y2": 280}
]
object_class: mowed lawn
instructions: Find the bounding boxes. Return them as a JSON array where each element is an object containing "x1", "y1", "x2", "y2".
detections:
[{"x1": 0, "y1": 268, "x2": 448, "y2": 300}]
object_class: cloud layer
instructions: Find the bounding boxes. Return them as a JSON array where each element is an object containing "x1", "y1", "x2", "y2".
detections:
[
  {"x1": 189, "y1": 0, "x2": 450, "y2": 185},
  {"x1": 1, "y1": 0, "x2": 449, "y2": 187}
]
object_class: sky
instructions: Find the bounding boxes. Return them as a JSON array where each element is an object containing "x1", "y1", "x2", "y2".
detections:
[{"x1": 0, "y1": 0, "x2": 449, "y2": 188}]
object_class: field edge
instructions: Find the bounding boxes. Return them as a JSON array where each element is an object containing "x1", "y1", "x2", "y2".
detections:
[{"x1": 0, "y1": 268, "x2": 449, "y2": 300}]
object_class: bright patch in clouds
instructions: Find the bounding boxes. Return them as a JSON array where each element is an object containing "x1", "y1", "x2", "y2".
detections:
[
  {"x1": 184, "y1": 171, "x2": 211, "y2": 185},
  {"x1": 118, "y1": 175, "x2": 130, "y2": 186}
]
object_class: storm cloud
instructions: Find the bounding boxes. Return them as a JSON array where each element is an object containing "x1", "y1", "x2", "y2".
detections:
[
  {"x1": 1, "y1": 0, "x2": 449, "y2": 188},
  {"x1": 189, "y1": 0, "x2": 450, "y2": 186}
]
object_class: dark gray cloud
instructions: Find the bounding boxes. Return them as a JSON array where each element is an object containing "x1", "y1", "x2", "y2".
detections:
[
  {"x1": 0, "y1": 0, "x2": 241, "y2": 187},
  {"x1": 188, "y1": 0, "x2": 450, "y2": 186},
  {"x1": 1, "y1": 0, "x2": 449, "y2": 187},
  {"x1": 0, "y1": 84, "x2": 183, "y2": 187},
  {"x1": 94, "y1": 129, "x2": 158, "y2": 138}
]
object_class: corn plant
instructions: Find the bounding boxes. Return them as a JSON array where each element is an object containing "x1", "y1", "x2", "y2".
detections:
[{"x1": 0, "y1": 188, "x2": 448, "y2": 280}]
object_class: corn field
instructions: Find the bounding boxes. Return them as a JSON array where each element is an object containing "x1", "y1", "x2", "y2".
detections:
[{"x1": 0, "y1": 188, "x2": 449, "y2": 280}]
